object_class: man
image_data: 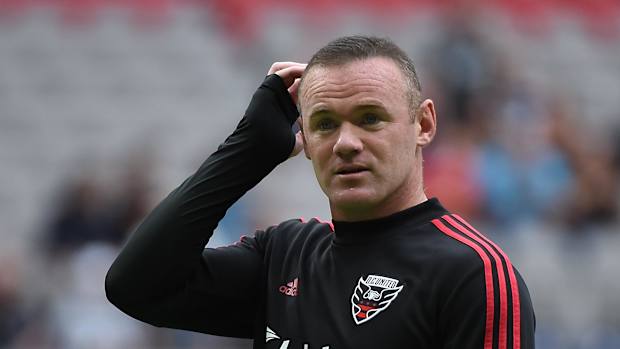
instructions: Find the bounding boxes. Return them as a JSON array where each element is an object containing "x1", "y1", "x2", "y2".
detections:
[{"x1": 105, "y1": 36, "x2": 535, "y2": 349}]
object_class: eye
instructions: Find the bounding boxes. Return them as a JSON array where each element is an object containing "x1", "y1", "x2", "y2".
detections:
[
  {"x1": 317, "y1": 118, "x2": 336, "y2": 131},
  {"x1": 361, "y1": 113, "x2": 380, "y2": 125}
]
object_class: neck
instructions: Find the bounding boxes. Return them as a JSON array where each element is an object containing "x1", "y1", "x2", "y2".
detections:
[{"x1": 330, "y1": 185, "x2": 428, "y2": 222}]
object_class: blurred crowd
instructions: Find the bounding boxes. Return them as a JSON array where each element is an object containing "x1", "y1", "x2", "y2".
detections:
[
  {"x1": 1, "y1": 1, "x2": 619, "y2": 348},
  {"x1": 423, "y1": 14, "x2": 619, "y2": 231}
]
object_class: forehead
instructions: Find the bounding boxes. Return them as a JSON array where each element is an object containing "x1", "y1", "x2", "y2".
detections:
[{"x1": 300, "y1": 57, "x2": 408, "y2": 112}]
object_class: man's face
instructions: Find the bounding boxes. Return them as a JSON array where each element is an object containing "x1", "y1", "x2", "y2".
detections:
[{"x1": 299, "y1": 57, "x2": 427, "y2": 220}]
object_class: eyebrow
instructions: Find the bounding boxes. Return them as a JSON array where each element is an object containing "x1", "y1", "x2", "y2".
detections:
[
  {"x1": 355, "y1": 103, "x2": 387, "y2": 112},
  {"x1": 308, "y1": 103, "x2": 387, "y2": 119},
  {"x1": 308, "y1": 108, "x2": 332, "y2": 120}
]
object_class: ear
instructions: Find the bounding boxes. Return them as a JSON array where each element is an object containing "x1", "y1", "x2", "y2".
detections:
[
  {"x1": 300, "y1": 117, "x2": 311, "y2": 160},
  {"x1": 416, "y1": 99, "x2": 437, "y2": 147}
]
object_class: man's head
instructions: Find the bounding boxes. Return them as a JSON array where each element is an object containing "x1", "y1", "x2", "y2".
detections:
[
  {"x1": 299, "y1": 36, "x2": 422, "y2": 118},
  {"x1": 297, "y1": 36, "x2": 437, "y2": 221}
]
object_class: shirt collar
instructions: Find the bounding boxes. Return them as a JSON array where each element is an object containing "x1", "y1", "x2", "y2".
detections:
[{"x1": 331, "y1": 198, "x2": 449, "y2": 245}]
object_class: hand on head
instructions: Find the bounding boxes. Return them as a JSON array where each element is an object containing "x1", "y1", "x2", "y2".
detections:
[
  {"x1": 267, "y1": 62, "x2": 307, "y2": 158},
  {"x1": 268, "y1": 62, "x2": 306, "y2": 106}
]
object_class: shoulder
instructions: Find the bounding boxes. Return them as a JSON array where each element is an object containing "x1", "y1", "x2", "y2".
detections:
[
  {"x1": 428, "y1": 213, "x2": 528, "y2": 313},
  {"x1": 430, "y1": 214, "x2": 536, "y2": 348},
  {"x1": 256, "y1": 216, "x2": 334, "y2": 248},
  {"x1": 420, "y1": 213, "x2": 525, "y2": 298},
  {"x1": 426, "y1": 214, "x2": 513, "y2": 270},
  {"x1": 246, "y1": 217, "x2": 334, "y2": 264},
  {"x1": 268, "y1": 216, "x2": 334, "y2": 235}
]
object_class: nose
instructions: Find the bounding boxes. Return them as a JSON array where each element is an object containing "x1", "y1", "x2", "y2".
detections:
[{"x1": 333, "y1": 122, "x2": 363, "y2": 159}]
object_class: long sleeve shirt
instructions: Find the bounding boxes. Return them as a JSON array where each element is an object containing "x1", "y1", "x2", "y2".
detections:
[{"x1": 105, "y1": 74, "x2": 536, "y2": 349}]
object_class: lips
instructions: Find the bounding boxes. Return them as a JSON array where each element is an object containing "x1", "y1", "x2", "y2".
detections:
[{"x1": 335, "y1": 164, "x2": 369, "y2": 175}]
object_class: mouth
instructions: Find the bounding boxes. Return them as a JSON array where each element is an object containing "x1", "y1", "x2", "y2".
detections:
[{"x1": 335, "y1": 165, "x2": 370, "y2": 175}]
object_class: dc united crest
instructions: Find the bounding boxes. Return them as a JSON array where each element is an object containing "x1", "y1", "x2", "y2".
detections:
[{"x1": 350, "y1": 274, "x2": 403, "y2": 325}]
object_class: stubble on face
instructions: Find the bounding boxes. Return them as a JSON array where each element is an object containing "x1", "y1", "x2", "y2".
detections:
[{"x1": 299, "y1": 57, "x2": 427, "y2": 221}]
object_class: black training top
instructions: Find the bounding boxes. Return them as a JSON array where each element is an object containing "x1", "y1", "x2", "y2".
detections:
[{"x1": 105, "y1": 74, "x2": 536, "y2": 349}]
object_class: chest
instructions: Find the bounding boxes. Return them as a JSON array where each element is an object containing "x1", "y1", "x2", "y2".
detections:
[{"x1": 263, "y1": 243, "x2": 438, "y2": 349}]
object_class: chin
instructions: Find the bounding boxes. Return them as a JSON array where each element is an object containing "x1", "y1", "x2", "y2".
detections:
[{"x1": 329, "y1": 188, "x2": 379, "y2": 211}]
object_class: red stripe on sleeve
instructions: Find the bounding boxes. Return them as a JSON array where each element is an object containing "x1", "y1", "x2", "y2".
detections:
[
  {"x1": 452, "y1": 214, "x2": 521, "y2": 349},
  {"x1": 432, "y1": 219, "x2": 494, "y2": 349},
  {"x1": 444, "y1": 215, "x2": 509, "y2": 349}
]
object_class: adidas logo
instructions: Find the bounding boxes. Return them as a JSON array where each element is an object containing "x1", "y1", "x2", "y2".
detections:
[{"x1": 279, "y1": 278, "x2": 298, "y2": 297}]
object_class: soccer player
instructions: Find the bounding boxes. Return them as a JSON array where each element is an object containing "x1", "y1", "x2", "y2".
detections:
[{"x1": 105, "y1": 36, "x2": 535, "y2": 349}]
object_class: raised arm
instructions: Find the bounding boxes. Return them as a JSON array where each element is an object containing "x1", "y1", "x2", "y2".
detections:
[{"x1": 105, "y1": 64, "x2": 306, "y2": 337}]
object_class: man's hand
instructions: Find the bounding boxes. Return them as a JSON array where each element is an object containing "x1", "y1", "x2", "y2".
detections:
[
  {"x1": 268, "y1": 62, "x2": 306, "y2": 105},
  {"x1": 267, "y1": 62, "x2": 306, "y2": 158}
]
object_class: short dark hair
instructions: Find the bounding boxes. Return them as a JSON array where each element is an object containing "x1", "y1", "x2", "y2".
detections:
[{"x1": 300, "y1": 35, "x2": 422, "y2": 113}]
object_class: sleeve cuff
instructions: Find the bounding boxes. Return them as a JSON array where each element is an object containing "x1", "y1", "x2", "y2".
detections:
[{"x1": 261, "y1": 74, "x2": 300, "y2": 124}]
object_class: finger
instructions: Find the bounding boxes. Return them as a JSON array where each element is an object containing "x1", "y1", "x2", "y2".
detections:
[
  {"x1": 268, "y1": 62, "x2": 306, "y2": 75},
  {"x1": 274, "y1": 65, "x2": 306, "y2": 87},
  {"x1": 289, "y1": 130, "x2": 304, "y2": 158},
  {"x1": 268, "y1": 62, "x2": 297, "y2": 75},
  {"x1": 288, "y1": 78, "x2": 301, "y2": 105}
]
